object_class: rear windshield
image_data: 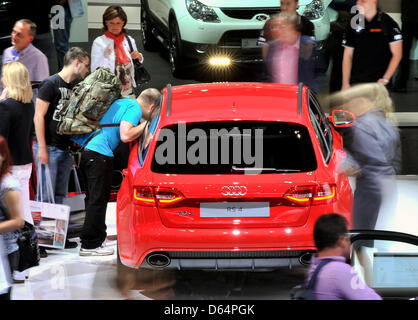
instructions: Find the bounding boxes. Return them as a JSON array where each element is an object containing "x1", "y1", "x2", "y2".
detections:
[{"x1": 151, "y1": 121, "x2": 317, "y2": 174}]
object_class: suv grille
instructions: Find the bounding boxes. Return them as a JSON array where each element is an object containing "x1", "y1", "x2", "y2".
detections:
[{"x1": 220, "y1": 7, "x2": 280, "y2": 20}]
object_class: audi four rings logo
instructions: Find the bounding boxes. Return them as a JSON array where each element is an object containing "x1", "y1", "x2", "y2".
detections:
[
  {"x1": 255, "y1": 14, "x2": 269, "y2": 21},
  {"x1": 221, "y1": 186, "x2": 248, "y2": 196}
]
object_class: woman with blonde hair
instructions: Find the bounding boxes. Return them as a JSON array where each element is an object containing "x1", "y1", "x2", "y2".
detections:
[
  {"x1": 329, "y1": 83, "x2": 401, "y2": 232},
  {"x1": 0, "y1": 61, "x2": 35, "y2": 232}
]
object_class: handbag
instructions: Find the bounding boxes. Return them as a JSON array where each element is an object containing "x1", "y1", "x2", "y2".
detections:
[
  {"x1": 30, "y1": 165, "x2": 70, "y2": 249},
  {"x1": 126, "y1": 35, "x2": 151, "y2": 84},
  {"x1": 63, "y1": 158, "x2": 86, "y2": 238},
  {"x1": 17, "y1": 222, "x2": 40, "y2": 272}
]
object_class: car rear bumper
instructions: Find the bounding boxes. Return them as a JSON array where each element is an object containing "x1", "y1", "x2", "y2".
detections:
[
  {"x1": 118, "y1": 219, "x2": 318, "y2": 269},
  {"x1": 140, "y1": 249, "x2": 315, "y2": 270}
]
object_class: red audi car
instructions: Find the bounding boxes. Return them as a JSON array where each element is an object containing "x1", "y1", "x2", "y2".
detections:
[{"x1": 117, "y1": 82, "x2": 353, "y2": 270}]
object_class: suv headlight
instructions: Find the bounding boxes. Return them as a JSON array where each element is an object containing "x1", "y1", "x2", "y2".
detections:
[
  {"x1": 186, "y1": 0, "x2": 220, "y2": 23},
  {"x1": 303, "y1": 0, "x2": 325, "y2": 20}
]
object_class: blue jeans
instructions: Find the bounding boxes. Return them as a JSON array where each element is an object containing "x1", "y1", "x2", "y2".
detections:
[
  {"x1": 33, "y1": 143, "x2": 72, "y2": 204},
  {"x1": 53, "y1": 6, "x2": 73, "y2": 70}
]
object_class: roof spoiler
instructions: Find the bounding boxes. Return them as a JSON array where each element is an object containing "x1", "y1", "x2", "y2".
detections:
[
  {"x1": 166, "y1": 83, "x2": 172, "y2": 116},
  {"x1": 298, "y1": 82, "x2": 304, "y2": 115}
]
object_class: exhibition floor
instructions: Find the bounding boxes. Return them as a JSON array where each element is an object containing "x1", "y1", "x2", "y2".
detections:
[{"x1": 10, "y1": 178, "x2": 418, "y2": 300}]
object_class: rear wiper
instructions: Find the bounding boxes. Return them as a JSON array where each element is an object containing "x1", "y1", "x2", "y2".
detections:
[{"x1": 231, "y1": 166, "x2": 301, "y2": 173}]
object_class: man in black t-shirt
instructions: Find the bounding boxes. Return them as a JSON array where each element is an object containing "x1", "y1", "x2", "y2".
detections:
[
  {"x1": 341, "y1": 0, "x2": 403, "y2": 89},
  {"x1": 33, "y1": 47, "x2": 89, "y2": 209}
]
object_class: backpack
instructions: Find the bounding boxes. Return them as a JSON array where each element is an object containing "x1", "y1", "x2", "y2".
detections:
[
  {"x1": 291, "y1": 259, "x2": 332, "y2": 300},
  {"x1": 56, "y1": 67, "x2": 122, "y2": 135}
]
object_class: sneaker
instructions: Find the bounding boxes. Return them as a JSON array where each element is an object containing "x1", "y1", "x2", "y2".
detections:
[
  {"x1": 79, "y1": 244, "x2": 114, "y2": 256},
  {"x1": 65, "y1": 240, "x2": 79, "y2": 249},
  {"x1": 13, "y1": 270, "x2": 27, "y2": 284}
]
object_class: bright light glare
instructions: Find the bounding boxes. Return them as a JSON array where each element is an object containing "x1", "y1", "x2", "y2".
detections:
[{"x1": 209, "y1": 57, "x2": 231, "y2": 67}]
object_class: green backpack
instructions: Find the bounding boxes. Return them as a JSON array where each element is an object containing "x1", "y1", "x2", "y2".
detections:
[{"x1": 56, "y1": 67, "x2": 122, "y2": 135}]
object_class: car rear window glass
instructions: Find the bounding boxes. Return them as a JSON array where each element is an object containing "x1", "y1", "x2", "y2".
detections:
[{"x1": 151, "y1": 121, "x2": 317, "y2": 174}]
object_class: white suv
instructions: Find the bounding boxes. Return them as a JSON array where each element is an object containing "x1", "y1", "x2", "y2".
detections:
[{"x1": 141, "y1": 0, "x2": 335, "y2": 76}]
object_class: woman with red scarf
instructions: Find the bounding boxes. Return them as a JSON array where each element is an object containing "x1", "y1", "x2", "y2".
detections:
[{"x1": 91, "y1": 5, "x2": 144, "y2": 97}]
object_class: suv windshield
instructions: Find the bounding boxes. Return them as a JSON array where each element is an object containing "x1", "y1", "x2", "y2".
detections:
[{"x1": 151, "y1": 121, "x2": 317, "y2": 174}]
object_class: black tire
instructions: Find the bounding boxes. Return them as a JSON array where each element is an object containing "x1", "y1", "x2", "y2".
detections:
[
  {"x1": 141, "y1": 0, "x2": 159, "y2": 51},
  {"x1": 169, "y1": 19, "x2": 188, "y2": 77}
]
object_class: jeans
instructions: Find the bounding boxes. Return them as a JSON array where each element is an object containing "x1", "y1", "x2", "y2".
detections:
[
  {"x1": 53, "y1": 5, "x2": 73, "y2": 70},
  {"x1": 33, "y1": 143, "x2": 73, "y2": 204},
  {"x1": 80, "y1": 150, "x2": 113, "y2": 249}
]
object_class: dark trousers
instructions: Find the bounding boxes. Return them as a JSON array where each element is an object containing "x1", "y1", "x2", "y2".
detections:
[
  {"x1": 353, "y1": 179, "x2": 382, "y2": 230},
  {"x1": 397, "y1": 22, "x2": 418, "y2": 88},
  {"x1": 53, "y1": 5, "x2": 73, "y2": 71},
  {"x1": 0, "y1": 288, "x2": 11, "y2": 300},
  {"x1": 80, "y1": 150, "x2": 114, "y2": 249}
]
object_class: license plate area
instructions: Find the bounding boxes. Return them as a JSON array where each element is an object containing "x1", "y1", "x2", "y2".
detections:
[
  {"x1": 200, "y1": 202, "x2": 270, "y2": 218},
  {"x1": 241, "y1": 38, "x2": 259, "y2": 49}
]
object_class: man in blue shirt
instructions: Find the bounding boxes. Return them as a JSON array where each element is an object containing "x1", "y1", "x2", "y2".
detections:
[{"x1": 73, "y1": 88, "x2": 161, "y2": 256}]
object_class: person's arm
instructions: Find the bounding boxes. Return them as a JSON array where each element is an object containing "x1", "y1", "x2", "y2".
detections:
[
  {"x1": 120, "y1": 120, "x2": 147, "y2": 143},
  {"x1": 90, "y1": 38, "x2": 106, "y2": 72},
  {"x1": 37, "y1": 53, "x2": 50, "y2": 80},
  {"x1": 350, "y1": 124, "x2": 390, "y2": 168},
  {"x1": 0, "y1": 190, "x2": 24, "y2": 233},
  {"x1": 128, "y1": 36, "x2": 144, "y2": 62},
  {"x1": 34, "y1": 98, "x2": 50, "y2": 164},
  {"x1": 342, "y1": 46, "x2": 354, "y2": 90},
  {"x1": 337, "y1": 263, "x2": 382, "y2": 300},
  {"x1": 378, "y1": 41, "x2": 402, "y2": 85}
]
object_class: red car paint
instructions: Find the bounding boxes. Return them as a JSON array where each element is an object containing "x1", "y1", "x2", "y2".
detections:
[{"x1": 117, "y1": 83, "x2": 353, "y2": 269}]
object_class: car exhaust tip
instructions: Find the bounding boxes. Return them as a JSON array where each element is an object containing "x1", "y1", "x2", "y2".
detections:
[
  {"x1": 146, "y1": 253, "x2": 171, "y2": 268},
  {"x1": 299, "y1": 252, "x2": 313, "y2": 266}
]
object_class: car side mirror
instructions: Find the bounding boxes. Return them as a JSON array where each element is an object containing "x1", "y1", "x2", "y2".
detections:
[{"x1": 328, "y1": 110, "x2": 356, "y2": 128}]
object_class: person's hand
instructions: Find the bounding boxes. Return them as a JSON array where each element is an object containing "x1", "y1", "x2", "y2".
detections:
[
  {"x1": 343, "y1": 167, "x2": 361, "y2": 177},
  {"x1": 130, "y1": 51, "x2": 143, "y2": 62},
  {"x1": 37, "y1": 146, "x2": 49, "y2": 165},
  {"x1": 377, "y1": 78, "x2": 389, "y2": 86},
  {"x1": 341, "y1": 83, "x2": 351, "y2": 91}
]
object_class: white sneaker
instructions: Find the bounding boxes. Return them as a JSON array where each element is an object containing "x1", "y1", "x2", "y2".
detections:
[{"x1": 79, "y1": 244, "x2": 114, "y2": 256}]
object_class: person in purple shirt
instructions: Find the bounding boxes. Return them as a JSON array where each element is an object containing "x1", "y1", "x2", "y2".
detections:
[
  {"x1": 307, "y1": 213, "x2": 382, "y2": 300},
  {"x1": 0, "y1": 19, "x2": 49, "y2": 100}
]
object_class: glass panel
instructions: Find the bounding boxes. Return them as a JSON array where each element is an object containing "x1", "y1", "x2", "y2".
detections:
[
  {"x1": 351, "y1": 239, "x2": 418, "y2": 297},
  {"x1": 151, "y1": 121, "x2": 317, "y2": 174}
]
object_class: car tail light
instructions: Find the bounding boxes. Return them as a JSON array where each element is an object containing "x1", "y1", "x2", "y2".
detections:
[
  {"x1": 154, "y1": 187, "x2": 184, "y2": 207},
  {"x1": 284, "y1": 186, "x2": 315, "y2": 206},
  {"x1": 312, "y1": 184, "x2": 336, "y2": 205},
  {"x1": 133, "y1": 186, "x2": 184, "y2": 207},
  {"x1": 284, "y1": 184, "x2": 336, "y2": 206},
  {"x1": 133, "y1": 186, "x2": 155, "y2": 206}
]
